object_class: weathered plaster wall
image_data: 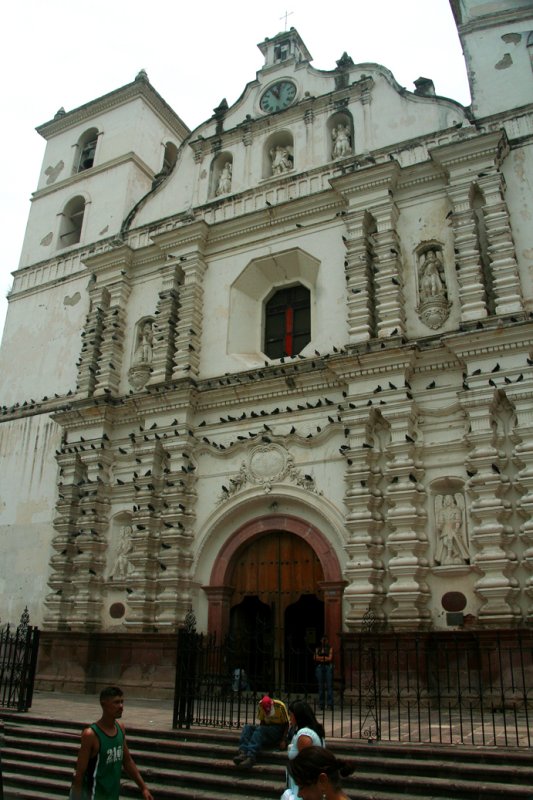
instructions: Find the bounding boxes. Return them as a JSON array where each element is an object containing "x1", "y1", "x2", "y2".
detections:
[{"x1": 0, "y1": 414, "x2": 62, "y2": 624}]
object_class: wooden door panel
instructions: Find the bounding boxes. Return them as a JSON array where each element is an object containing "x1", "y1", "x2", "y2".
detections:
[{"x1": 230, "y1": 531, "x2": 323, "y2": 606}]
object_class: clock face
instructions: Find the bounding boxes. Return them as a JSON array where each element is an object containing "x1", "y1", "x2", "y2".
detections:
[{"x1": 260, "y1": 81, "x2": 297, "y2": 113}]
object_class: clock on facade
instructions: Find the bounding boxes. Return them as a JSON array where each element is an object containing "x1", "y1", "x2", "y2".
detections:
[{"x1": 260, "y1": 80, "x2": 297, "y2": 113}]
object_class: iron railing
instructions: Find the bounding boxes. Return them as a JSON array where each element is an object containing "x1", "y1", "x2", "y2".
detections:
[
  {"x1": 0, "y1": 608, "x2": 40, "y2": 711},
  {"x1": 173, "y1": 616, "x2": 533, "y2": 747}
]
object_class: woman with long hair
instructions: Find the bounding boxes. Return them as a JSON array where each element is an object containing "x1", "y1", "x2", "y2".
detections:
[
  {"x1": 289, "y1": 746, "x2": 355, "y2": 800},
  {"x1": 282, "y1": 701, "x2": 325, "y2": 800}
]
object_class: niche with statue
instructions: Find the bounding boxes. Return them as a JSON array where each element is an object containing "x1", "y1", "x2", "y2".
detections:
[
  {"x1": 415, "y1": 243, "x2": 451, "y2": 330},
  {"x1": 128, "y1": 316, "x2": 154, "y2": 390},
  {"x1": 327, "y1": 111, "x2": 353, "y2": 161}
]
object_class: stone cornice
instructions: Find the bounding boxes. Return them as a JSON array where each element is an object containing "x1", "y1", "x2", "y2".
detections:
[
  {"x1": 32, "y1": 153, "x2": 155, "y2": 201},
  {"x1": 330, "y1": 161, "x2": 401, "y2": 200},
  {"x1": 455, "y1": 5, "x2": 533, "y2": 35},
  {"x1": 151, "y1": 220, "x2": 210, "y2": 255},
  {"x1": 430, "y1": 130, "x2": 508, "y2": 171},
  {"x1": 443, "y1": 321, "x2": 533, "y2": 360},
  {"x1": 36, "y1": 78, "x2": 190, "y2": 141}
]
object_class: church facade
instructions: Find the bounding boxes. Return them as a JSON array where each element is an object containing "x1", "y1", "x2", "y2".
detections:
[{"x1": 1, "y1": 0, "x2": 533, "y2": 695}]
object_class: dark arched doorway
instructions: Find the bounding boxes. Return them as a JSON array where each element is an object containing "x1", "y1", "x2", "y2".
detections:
[
  {"x1": 204, "y1": 514, "x2": 347, "y2": 691},
  {"x1": 285, "y1": 594, "x2": 324, "y2": 692},
  {"x1": 227, "y1": 530, "x2": 324, "y2": 692}
]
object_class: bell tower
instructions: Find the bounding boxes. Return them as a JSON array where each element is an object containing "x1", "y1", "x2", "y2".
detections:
[
  {"x1": 450, "y1": 0, "x2": 533, "y2": 118},
  {"x1": 257, "y1": 28, "x2": 312, "y2": 72}
]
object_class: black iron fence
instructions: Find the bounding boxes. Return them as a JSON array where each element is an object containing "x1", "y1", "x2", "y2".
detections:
[
  {"x1": 173, "y1": 616, "x2": 533, "y2": 747},
  {"x1": 0, "y1": 608, "x2": 40, "y2": 711}
]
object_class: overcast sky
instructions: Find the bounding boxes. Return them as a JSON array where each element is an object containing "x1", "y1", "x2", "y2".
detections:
[{"x1": 0, "y1": 0, "x2": 471, "y2": 341}]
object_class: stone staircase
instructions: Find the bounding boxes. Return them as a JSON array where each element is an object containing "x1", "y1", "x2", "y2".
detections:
[{"x1": 2, "y1": 713, "x2": 533, "y2": 800}]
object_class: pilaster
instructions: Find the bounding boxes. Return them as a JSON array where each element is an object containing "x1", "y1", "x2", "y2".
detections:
[
  {"x1": 154, "y1": 439, "x2": 196, "y2": 628},
  {"x1": 464, "y1": 400, "x2": 520, "y2": 624},
  {"x1": 172, "y1": 255, "x2": 206, "y2": 380},
  {"x1": 476, "y1": 172, "x2": 524, "y2": 316},
  {"x1": 513, "y1": 396, "x2": 533, "y2": 621},
  {"x1": 446, "y1": 183, "x2": 488, "y2": 321},
  {"x1": 384, "y1": 411, "x2": 430, "y2": 629},
  {"x1": 147, "y1": 265, "x2": 181, "y2": 386},
  {"x1": 342, "y1": 417, "x2": 386, "y2": 628},
  {"x1": 66, "y1": 441, "x2": 113, "y2": 630},
  {"x1": 332, "y1": 163, "x2": 404, "y2": 342},
  {"x1": 344, "y1": 210, "x2": 374, "y2": 342},
  {"x1": 94, "y1": 276, "x2": 132, "y2": 397},
  {"x1": 372, "y1": 201, "x2": 405, "y2": 338},
  {"x1": 75, "y1": 287, "x2": 110, "y2": 397}
]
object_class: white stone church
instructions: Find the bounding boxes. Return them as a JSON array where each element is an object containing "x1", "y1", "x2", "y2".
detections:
[{"x1": 1, "y1": 0, "x2": 533, "y2": 695}]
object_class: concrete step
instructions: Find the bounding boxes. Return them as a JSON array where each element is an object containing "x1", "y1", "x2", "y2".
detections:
[{"x1": 3, "y1": 715, "x2": 533, "y2": 800}]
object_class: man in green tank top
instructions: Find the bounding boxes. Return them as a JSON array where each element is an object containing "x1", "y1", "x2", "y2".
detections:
[{"x1": 70, "y1": 686, "x2": 153, "y2": 800}]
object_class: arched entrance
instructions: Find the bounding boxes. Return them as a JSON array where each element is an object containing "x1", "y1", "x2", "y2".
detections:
[{"x1": 203, "y1": 515, "x2": 346, "y2": 693}]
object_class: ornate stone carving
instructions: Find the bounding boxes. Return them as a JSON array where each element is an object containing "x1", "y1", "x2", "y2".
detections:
[
  {"x1": 416, "y1": 247, "x2": 451, "y2": 330},
  {"x1": 128, "y1": 319, "x2": 153, "y2": 390},
  {"x1": 218, "y1": 444, "x2": 321, "y2": 501},
  {"x1": 109, "y1": 524, "x2": 135, "y2": 581},
  {"x1": 270, "y1": 145, "x2": 293, "y2": 175},
  {"x1": 215, "y1": 162, "x2": 232, "y2": 196},
  {"x1": 332, "y1": 123, "x2": 351, "y2": 159},
  {"x1": 249, "y1": 444, "x2": 287, "y2": 484},
  {"x1": 434, "y1": 493, "x2": 469, "y2": 566}
]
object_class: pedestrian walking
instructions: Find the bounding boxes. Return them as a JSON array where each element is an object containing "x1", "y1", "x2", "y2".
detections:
[{"x1": 69, "y1": 685, "x2": 153, "y2": 800}]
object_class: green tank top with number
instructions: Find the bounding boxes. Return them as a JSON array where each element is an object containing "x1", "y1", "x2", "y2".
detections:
[{"x1": 83, "y1": 722, "x2": 124, "y2": 799}]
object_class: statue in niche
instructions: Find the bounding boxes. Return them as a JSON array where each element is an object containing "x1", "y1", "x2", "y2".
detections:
[
  {"x1": 420, "y1": 250, "x2": 445, "y2": 300},
  {"x1": 332, "y1": 123, "x2": 351, "y2": 159},
  {"x1": 434, "y1": 494, "x2": 469, "y2": 566},
  {"x1": 109, "y1": 525, "x2": 135, "y2": 580},
  {"x1": 270, "y1": 145, "x2": 293, "y2": 175},
  {"x1": 216, "y1": 162, "x2": 232, "y2": 195},
  {"x1": 133, "y1": 320, "x2": 153, "y2": 365},
  {"x1": 416, "y1": 247, "x2": 451, "y2": 330}
]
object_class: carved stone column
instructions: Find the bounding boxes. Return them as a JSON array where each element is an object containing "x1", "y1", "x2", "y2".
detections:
[
  {"x1": 94, "y1": 277, "x2": 132, "y2": 397},
  {"x1": 384, "y1": 412, "x2": 430, "y2": 629},
  {"x1": 147, "y1": 266, "x2": 181, "y2": 386},
  {"x1": 172, "y1": 255, "x2": 206, "y2": 381},
  {"x1": 333, "y1": 163, "x2": 403, "y2": 342},
  {"x1": 76, "y1": 286, "x2": 110, "y2": 397},
  {"x1": 476, "y1": 172, "x2": 524, "y2": 316},
  {"x1": 66, "y1": 443, "x2": 112, "y2": 630},
  {"x1": 123, "y1": 447, "x2": 163, "y2": 630},
  {"x1": 204, "y1": 585, "x2": 235, "y2": 641},
  {"x1": 446, "y1": 182, "x2": 488, "y2": 322},
  {"x1": 343, "y1": 416, "x2": 386, "y2": 628},
  {"x1": 512, "y1": 395, "x2": 533, "y2": 621},
  {"x1": 44, "y1": 452, "x2": 85, "y2": 629},
  {"x1": 344, "y1": 210, "x2": 374, "y2": 343},
  {"x1": 154, "y1": 439, "x2": 196, "y2": 628},
  {"x1": 372, "y1": 200, "x2": 405, "y2": 339},
  {"x1": 464, "y1": 400, "x2": 519, "y2": 624},
  {"x1": 319, "y1": 580, "x2": 348, "y2": 671},
  {"x1": 432, "y1": 131, "x2": 515, "y2": 324}
]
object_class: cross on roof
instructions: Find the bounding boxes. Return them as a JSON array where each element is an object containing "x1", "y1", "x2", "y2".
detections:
[{"x1": 280, "y1": 10, "x2": 293, "y2": 31}]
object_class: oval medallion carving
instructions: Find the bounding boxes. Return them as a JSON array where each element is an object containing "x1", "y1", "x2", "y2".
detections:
[{"x1": 249, "y1": 444, "x2": 287, "y2": 483}]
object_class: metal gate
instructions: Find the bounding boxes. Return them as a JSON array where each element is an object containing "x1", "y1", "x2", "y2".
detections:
[
  {"x1": 0, "y1": 608, "x2": 40, "y2": 711},
  {"x1": 173, "y1": 612, "x2": 533, "y2": 747}
]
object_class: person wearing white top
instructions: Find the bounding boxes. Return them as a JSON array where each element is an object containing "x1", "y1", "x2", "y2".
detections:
[{"x1": 281, "y1": 701, "x2": 325, "y2": 800}]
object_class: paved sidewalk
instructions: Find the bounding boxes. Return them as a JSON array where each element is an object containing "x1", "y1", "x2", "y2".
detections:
[{"x1": 13, "y1": 691, "x2": 175, "y2": 731}]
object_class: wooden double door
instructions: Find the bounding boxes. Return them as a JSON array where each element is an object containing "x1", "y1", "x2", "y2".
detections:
[{"x1": 228, "y1": 531, "x2": 324, "y2": 693}]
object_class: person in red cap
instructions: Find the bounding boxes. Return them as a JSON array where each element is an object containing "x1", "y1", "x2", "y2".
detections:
[{"x1": 233, "y1": 695, "x2": 289, "y2": 769}]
